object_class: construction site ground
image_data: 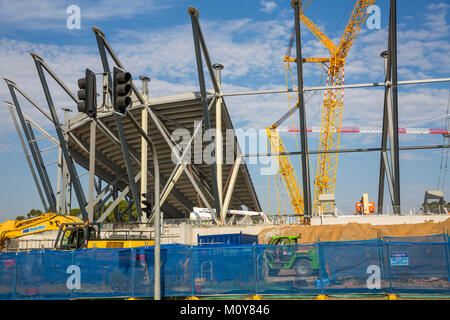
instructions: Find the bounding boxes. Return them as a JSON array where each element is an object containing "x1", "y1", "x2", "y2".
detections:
[{"x1": 256, "y1": 217, "x2": 450, "y2": 244}]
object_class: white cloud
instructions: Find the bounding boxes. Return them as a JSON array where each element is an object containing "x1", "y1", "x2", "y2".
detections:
[
  {"x1": 0, "y1": 0, "x2": 173, "y2": 31},
  {"x1": 259, "y1": 1, "x2": 278, "y2": 14},
  {"x1": 0, "y1": 1, "x2": 448, "y2": 152}
]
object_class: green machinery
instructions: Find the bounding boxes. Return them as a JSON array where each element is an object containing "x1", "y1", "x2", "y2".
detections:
[{"x1": 263, "y1": 235, "x2": 319, "y2": 277}]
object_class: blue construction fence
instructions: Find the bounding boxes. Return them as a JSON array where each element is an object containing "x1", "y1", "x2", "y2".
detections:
[{"x1": 0, "y1": 234, "x2": 449, "y2": 299}]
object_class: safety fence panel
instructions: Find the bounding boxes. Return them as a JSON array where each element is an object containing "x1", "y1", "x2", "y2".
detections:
[
  {"x1": 189, "y1": 245, "x2": 256, "y2": 296},
  {"x1": 386, "y1": 241, "x2": 450, "y2": 293},
  {"x1": 383, "y1": 234, "x2": 447, "y2": 243},
  {"x1": 14, "y1": 250, "x2": 73, "y2": 300},
  {"x1": 0, "y1": 252, "x2": 16, "y2": 299},
  {"x1": 0, "y1": 237, "x2": 449, "y2": 299},
  {"x1": 318, "y1": 240, "x2": 387, "y2": 294},
  {"x1": 72, "y1": 249, "x2": 133, "y2": 299},
  {"x1": 254, "y1": 244, "x2": 321, "y2": 295}
]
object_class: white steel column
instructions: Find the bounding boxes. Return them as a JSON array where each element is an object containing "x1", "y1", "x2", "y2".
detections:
[
  {"x1": 140, "y1": 76, "x2": 151, "y2": 223},
  {"x1": 88, "y1": 119, "x2": 96, "y2": 221},
  {"x1": 221, "y1": 155, "x2": 242, "y2": 222},
  {"x1": 61, "y1": 108, "x2": 71, "y2": 215},
  {"x1": 213, "y1": 64, "x2": 224, "y2": 221}
]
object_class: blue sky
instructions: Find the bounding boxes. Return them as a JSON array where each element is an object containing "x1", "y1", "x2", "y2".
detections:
[{"x1": 0, "y1": 0, "x2": 449, "y2": 220}]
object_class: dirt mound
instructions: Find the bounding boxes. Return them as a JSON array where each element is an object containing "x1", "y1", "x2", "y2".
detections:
[{"x1": 257, "y1": 217, "x2": 450, "y2": 244}]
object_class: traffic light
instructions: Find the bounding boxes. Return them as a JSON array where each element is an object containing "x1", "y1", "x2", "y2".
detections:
[
  {"x1": 77, "y1": 68, "x2": 97, "y2": 117},
  {"x1": 113, "y1": 66, "x2": 133, "y2": 115},
  {"x1": 141, "y1": 193, "x2": 153, "y2": 219}
]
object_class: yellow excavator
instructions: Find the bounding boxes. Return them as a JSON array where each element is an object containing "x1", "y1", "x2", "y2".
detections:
[
  {"x1": 54, "y1": 222, "x2": 155, "y2": 250},
  {"x1": 0, "y1": 213, "x2": 155, "y2": 251},
  {"x1": 0, "y1": 213, "x2": 82, "y2": 251}
]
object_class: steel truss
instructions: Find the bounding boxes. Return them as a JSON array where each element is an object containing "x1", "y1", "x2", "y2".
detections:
[{"x1": 4, "y1": 1, "x2": 449, "y2": 226}]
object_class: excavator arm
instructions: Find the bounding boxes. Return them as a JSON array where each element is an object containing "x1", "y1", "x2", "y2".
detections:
[{"x1": 0, "y1": 213, "x2": 82, "y2": 251}]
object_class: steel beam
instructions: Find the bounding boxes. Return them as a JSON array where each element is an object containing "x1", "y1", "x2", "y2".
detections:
[
  {"x1": 60, "y1": 109, "x2": 71, "y2": 215},
  {"x1": 377, "y1": 48, "x2": 391, "y2": 214},
  {"x1": 5, "y1": 82, "x2": 57, "y2": 212},
  {"x1": 7, "y1": 104, "x2": 48, "y2": 212},
  {"x1": 213, "y1": 64, "x2": 224, "y2": 215},
  {"x1": 140, "y1": 76, "x2": 150, "y2": 223},
  {"x1": 97, "y1": 172, "x2": 141, "y2": 222},
  {"x1": 31, "y1": 54, "x2": 88, "y2": 221},
  {"x1": 92, "y1": 28, "x2": 200, "y2": 216},
  {"x1": 189, "y1": 6, "x2": 222, "y2": 222},
  {"x1": 222, "y1": 78, "x2": 450, "y2": 97},
  {"x1": 293, "y1": 0, "x2": 312, "y2": 220},
  {"x1": 244, "y1": 144, "x2": 450, "y2": 158},
  {"x1": 88, "y1": 119, "x2": 97, "y2": 221},
  {"x1": 92, "y1": 31, "x2": 143, "y2": 221},
  {"x1": 389, "y1": 0, "x2": 401, "y2": 214}
]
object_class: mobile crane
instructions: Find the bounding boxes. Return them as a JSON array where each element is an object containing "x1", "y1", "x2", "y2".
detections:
[{"x1": 267, "y1": 0, "x2": 376, "y2": 218}]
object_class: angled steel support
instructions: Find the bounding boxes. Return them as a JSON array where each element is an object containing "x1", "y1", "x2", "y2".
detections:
[
  {"x1": 5, "y1": 81, "x2": 57, "y2": 212},
  {"x1": 189, "y1": 6, "x2": 222, "y2": 221},
  {"x1": 92, "y1": 26, "x2": 210, "y2": 213},
  {"x1": 293, "y1": 0, "x2": 312, "y2": 220},
  {"x1": 92, "y1": 31, "x2": 142, "y2": 221},
  {"x1": 96, "y1": 118, "x2": 194, "y2": 212},
  {"x1": 115, "y1": 112, "x2": 143, "y2": 220},
  {"x1": 6, "y1": 103, "x2": 48, "y2": 211},
  {"x1": 31, "y1": 54, "x2": 88, "y2": 221},
  {"x1": 97, "y1": 172, "x2": 141, "y2": 222},
  {"x1": 158, "y1": 97, "x2": 216, "y2": 208},
  {"x1": 6, "y1": 101, "x2": 69, "y2": 214}
]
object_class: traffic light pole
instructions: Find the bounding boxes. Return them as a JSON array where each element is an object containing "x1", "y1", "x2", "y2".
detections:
[
  {"x1": 124, "y1": 111, "x2": 161, "y2": 300},
  {"x1": 93, "y1": 32, "x2": 143, "y2": 221},
  {"x1": 92, "y1": 27, "x2": 211, "y2": 217}
]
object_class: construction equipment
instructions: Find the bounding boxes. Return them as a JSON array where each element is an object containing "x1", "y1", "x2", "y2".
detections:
[
  {"x1": 268, "y1": 0, "x2": 376, "y2": 219},
  {"x1": 355, "y1": 193, "x2": 375, "y2": 214},
  {"x1": 262, "y1": 235, "x2": 319, "y2": 277},
  {"x1": 0, "y1": 213, "x2": 155, "y2": 252},
  {"x1": 0, "y1": 213, "x2": 82, "y2": 251},
  {"x1": 267, "y1": 127, "x2": 306, "y2": 222},
  {"x1": 54, "y1": 222, "x2": 155, "y2": 250}
]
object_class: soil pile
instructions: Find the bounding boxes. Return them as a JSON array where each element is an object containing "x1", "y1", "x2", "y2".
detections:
[{"x1": 257, "y1": 217, "x2": 450, "y2": 244}]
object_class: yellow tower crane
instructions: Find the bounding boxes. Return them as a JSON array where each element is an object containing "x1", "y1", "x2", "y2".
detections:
[{"x1": 267, "y1": 0, "x2": 375, "y2": 219}]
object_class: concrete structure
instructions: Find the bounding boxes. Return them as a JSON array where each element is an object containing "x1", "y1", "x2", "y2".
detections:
[{"x1": 310, "y1": 214, "x2": 449, "y2": 226}]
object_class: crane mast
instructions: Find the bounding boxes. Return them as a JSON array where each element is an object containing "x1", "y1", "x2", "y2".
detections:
[
  {"x1": 310, "y1": 0, "x2": 376, "y2": 215},
  {"x1": 267, "y1": 0, "x2": 376, "y2": 219}
]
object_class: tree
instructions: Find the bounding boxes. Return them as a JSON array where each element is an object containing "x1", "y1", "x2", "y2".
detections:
[
  {"x1": 26, "y1": 209, "x2": 43, "y2": 219},
  {"x1": 70, "y1": 208, "x2": 81, "y2": 218},
  {"x1": 15, "y1": 216, "x2": 25, "y2": 221}
]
